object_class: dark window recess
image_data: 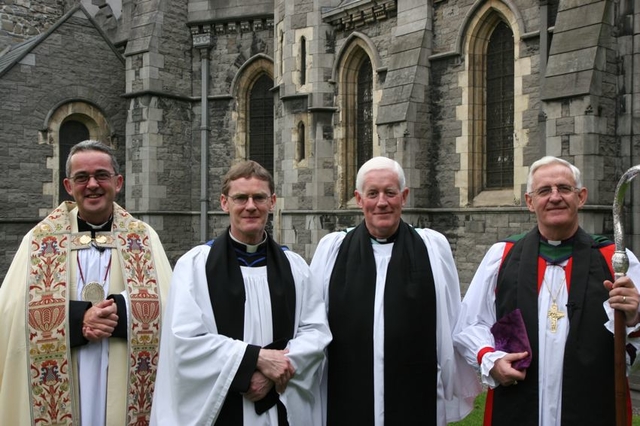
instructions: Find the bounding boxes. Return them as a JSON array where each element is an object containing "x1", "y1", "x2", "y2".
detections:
[
  {"x1": 249, "y1": 74, "x2": 275, "y2": 175},
  {"x1": 486, "y1": 22, "x2": 514, "y2": 189},
  {"x1": 357, "y1": 57, "x2": 373, "y2": 173},
  {"x1": 59, "y1": 121, "x2": 90, "y2": 202},
  {"x1": 300, "y1": 37, "x2": 306, "y2": 85},
  {"x1": 297, "y1": 122, "x2": 305, "y2": 162}
]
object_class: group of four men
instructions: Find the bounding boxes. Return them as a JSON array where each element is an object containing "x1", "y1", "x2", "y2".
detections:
[{"x1": 1, "y1": 139, "x2": 639, "y2": 426}]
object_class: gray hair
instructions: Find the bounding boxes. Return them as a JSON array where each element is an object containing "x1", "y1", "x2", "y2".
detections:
[
  {"x1": 66, "y1": 140, "x2": 120, "y2": 177},
  {"x1": 355, "y1": 156, "x2": 406, "y2": 192},
  {"x1": 527, "y1": 156, "x2": 582, "y2": 193}
]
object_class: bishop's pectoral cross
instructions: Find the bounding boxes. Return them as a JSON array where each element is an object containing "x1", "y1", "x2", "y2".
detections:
[{"x1": 547, "y1": 302, "x2": 565, "y2": 333}]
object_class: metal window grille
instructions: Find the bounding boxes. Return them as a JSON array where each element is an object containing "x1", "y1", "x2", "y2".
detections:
[
  {"x1": 486, "y1": 22, "x2": 514, "y2": 188},
  {"x1": 357, "y1": 58, "x2": 373, "y2": 173},
  {"x1": 249, "y1": 74, "x2": 274, "y2": 175}
]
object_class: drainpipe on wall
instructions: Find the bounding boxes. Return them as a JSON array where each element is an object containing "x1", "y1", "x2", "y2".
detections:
[
  {"x1": 200, "y1": 48, "x2": 210, "y2": 243},
  {"x1": 610, "y1": 0, "x2": 638, "y2": 249},
  {"x1": 626, "y1": 2, "x2": 638, "y2": 249},
  {"x1": 193, "y1": 31, "x2": 212, "y2": 243},
  {"x1": 538, "y1": 1, "x2": 549, "y2": 157},
  {"x1": 613, "y1": 0, "x2": 638, "y2": 248}
]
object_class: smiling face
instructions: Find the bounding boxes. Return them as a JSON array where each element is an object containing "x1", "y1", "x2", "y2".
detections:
[
  {"x1": 525, "y1": 163, "x2": 587, "y2": 241},
  {"x1": 355, "y1": 168, "x2": 409, "y2": 239},
  {"x1": 63, "y1": 150, "x2": 123, "y2": 224},
  {"x1": 220, "y1": 177, "x2": 276, "y2": 245}
]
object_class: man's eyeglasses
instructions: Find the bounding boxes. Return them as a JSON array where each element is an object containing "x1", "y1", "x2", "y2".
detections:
[
  {"x1": 528, "y1": 184, "x2": 578, "y2": 198},
  {"x1": 227, "y1": 193, "x2": 271, "y2": 206},
  {"x1": 364, "y1": 189, "x2": 401, "y2": 199},
  {"x1": 69, "y1": 171, "x2": 117, "y2": 184}
]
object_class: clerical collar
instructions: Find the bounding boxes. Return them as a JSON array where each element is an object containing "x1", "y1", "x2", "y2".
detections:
[
  {"x1": 77, "y1": 216, "x2": 113, "y2": 236},
  {"x1": 368, "y1": 227, "x2": 399, "y2": 245},
  {"x1": 539, "y1": 235, "x2": 574, "y2": 264},
  {"x1": 228, "y1": 231, "x2": 267, "y2": 253}
]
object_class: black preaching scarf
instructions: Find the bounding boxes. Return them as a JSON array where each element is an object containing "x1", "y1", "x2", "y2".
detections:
[
  {"x1": 205, "y1": 229, "x2": 296, "y2": 425},
  {"x1": 493, "y1": 227, "x2": 616, "y2": 426},
  {"x1": 327, "y1": 220, "x2": 438, "y2": 425}
]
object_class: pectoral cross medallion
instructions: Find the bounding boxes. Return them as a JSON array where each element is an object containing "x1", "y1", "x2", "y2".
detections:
[
  {"x1": 82, "y1": 282, "x2": 106, "y2": 305},
  {"x1": 547, "y1": 302, "x2": 565, "y2": 333}
]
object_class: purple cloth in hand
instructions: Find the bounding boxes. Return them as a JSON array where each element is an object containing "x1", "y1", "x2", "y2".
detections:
[{"x1": 490, "y1": 308, "x2": 532, "y2": 370}]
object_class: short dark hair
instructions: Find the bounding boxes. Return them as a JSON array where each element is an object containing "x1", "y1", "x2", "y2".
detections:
[
  {"x1": 221, "y1": 160, "x2": 274, "y2": 195},
  {"x1": 66, "y1": 140, "x2": 120, "y2": 177}
]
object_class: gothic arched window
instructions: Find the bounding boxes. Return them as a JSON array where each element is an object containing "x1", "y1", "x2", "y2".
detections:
[{"x1": 335, "y1": 35, "x2": 380, "y2": 207}]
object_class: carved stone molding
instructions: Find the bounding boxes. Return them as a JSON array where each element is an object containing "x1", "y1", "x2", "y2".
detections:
[
  {"x1": 189, "y1": 17, "x2": 273, "y2": 40},
  {"x1": 322, "y1": 0, "x2": 397, "y2": 32}
]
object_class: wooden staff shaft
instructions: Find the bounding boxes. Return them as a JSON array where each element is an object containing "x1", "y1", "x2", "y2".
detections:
[
  {"x1": 614, "y1": 304, "x2": 627, "y2": 426},
  {"x1": 611, "y1": 165, "x2": 640, "y2": 426}
]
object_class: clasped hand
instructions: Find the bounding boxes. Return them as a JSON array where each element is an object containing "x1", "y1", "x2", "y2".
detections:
[
  {"x1": 82, "y1": 299, "x2": 118, "y2": 342},
  {"x1": 245, "y1": 371, "x2": 274, "y2": 402},
  {"x1": 256, "y1": 348, "x2": 295, "y2": 394}
]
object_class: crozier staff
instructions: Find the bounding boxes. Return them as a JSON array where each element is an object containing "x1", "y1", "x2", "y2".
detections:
[{"x1": 453, "y1": 156, "x2": 640, "y2": 426}]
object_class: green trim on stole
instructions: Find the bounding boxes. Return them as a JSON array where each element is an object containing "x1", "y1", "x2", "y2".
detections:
[{"x1": 25, "y1": 202, "x2": 162, "y2": 425}]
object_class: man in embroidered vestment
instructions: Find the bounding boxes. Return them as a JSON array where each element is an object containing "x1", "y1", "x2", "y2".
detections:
[
  {"x1": 0, "y1": 140, "x2": 172, "y2": 426},
  {"x1": 310, "y1": 156, "x2": 481, "y2": 426},
  {"x1": 453, "y1": 156, "x2": 640, "y2": 426},
  {"x1": 151, "y1": 160, "x2": 331, "y2": 426}
]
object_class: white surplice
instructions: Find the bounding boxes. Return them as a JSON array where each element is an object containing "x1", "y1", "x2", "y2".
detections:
[
  {"x1": 310, "y1": 227, "x2": 481, "y2": 426},
  {"x1": 150, "y1": 244, "x2": 332, "y2": 426},
  {"x1": 452, "y1": 242, "x2": 640, "y2": 426},
  {"x1": 0, "y1": 204, "x2": 172, "y2": 426},
  {"x1": 76, "y1": 247, "x2": 112, "y2": 426}
]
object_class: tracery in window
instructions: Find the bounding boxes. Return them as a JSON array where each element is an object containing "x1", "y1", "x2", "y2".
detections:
[
  {"x1": 333, "y1": 32, "x2": 381, "y2": 207},
  {"x1": 455, "y1": 3, "x2": 529, "y2": 207}
]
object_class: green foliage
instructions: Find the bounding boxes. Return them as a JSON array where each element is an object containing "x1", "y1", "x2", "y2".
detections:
[
  {"x1": 448, "y1": 392, "x2": 640, "y2": 425},
  {"x1": 448, "y1": 392, "x2": 486, "y2": 425}
]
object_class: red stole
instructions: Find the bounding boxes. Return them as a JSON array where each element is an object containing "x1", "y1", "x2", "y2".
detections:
[{"x1": 483, "y1": 227, "x2": 628, "y2": 426}]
